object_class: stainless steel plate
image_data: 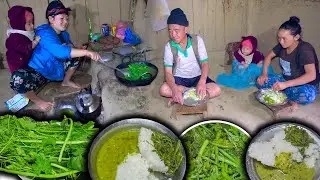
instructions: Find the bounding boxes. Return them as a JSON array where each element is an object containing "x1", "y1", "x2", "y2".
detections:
[
  {"x1": 88, "y1": 118, "x2": 186, "y2": 180},
  {"x1": 246, "y1": 122, "x2": 320, "y2": 180},
  {"x1": 256, "y1": 89, "x2": 288, "y2": 107}
]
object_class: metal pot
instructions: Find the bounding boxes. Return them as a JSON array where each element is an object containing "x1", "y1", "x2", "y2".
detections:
[{"x1": 75, "y1": 88, "x2": 102, "y2": 121}]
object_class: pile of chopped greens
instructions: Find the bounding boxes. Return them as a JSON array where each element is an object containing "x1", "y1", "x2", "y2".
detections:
[
  {"x1": 152, "y1": 131, "x2": 184, "y2": 175},
  {"x1": 0, "y1": 115, "x2": 98, "y2": 179},
  {"x1": 183, "y1": 89, "x2": 204, "y2": 101},
  {"x1": 125, "y1": 63, "x2": 151, "y2": 81},
  {"x1": 259, "y1": 89, "x2": 287, "y2": 105},
  {"x1": 182, "y1": 123, "x2": 249, "y2": 180},
  {"x1": 285, "y1": 126, "x2": 314, "y2": 148}
]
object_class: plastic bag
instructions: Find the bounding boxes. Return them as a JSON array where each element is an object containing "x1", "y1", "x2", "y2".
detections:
[
  {"x1": 217, "y1": 60, "x2": 274, "y2": 90},
  {"x1": 123, "y1": 27, "x2": 142, "y2": 45},
  {"x1": 116, "y1": 21, "x2": 128, "y2": 40}
]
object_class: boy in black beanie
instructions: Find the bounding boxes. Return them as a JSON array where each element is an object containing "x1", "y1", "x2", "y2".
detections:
[{"x1": 160, "y1": 8, "x2": 221, "y2": 105}]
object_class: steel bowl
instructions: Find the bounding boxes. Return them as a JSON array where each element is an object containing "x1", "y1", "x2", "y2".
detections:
[
  {"x1": 88, "y1": 118, "x2": 186, "y2": 180},
  {"x1": 246, "y1": 122, "x2": 320, "y2": 180},
  {"x1": 256, "y1": 88, "x2": 288, "y2": 107},
  {"x1": 182, "y1": 88, "x2": 208, "y2": 107}
]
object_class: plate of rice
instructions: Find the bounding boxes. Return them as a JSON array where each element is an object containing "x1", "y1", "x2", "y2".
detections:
[
  {"x1": 88, "y1": 118, "x2": 186, "y2": 180},
  {"x1": 256, "y1": 89, "x2": 288, "y2": 106},
  {"x1": 246, "y1": 123, "x2": 320, "y2": 180},
  {"x1": 182, "y1": 88, "x2": 208, "y2": 106}
]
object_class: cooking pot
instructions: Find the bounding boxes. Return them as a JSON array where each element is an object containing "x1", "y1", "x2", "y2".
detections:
[
  {"x1": 75, "y1": 88, "x2": 102, "y2": 121},
  {"x1": 115, "y1": 61, "x2": 158, "y2": 87}
]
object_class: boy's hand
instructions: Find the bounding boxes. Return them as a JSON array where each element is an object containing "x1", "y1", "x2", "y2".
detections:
[
  {"x1": 172, "y1": 87, "x2": 183, "y2": 105},
  {"x1": 196, "y1": 80, "x2": 207, "y2": 98}
]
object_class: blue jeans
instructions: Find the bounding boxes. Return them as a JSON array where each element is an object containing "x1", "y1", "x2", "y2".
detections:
[{"x1": 256, "y1": 74, "x2": 318, "y2": 105}]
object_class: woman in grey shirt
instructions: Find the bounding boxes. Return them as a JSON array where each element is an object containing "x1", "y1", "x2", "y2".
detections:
[{"x1": 257, "y1": 16, "x2": 319, "y2": 105}]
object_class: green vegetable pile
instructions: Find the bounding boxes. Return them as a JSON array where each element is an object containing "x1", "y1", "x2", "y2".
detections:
[
  {"x1": 285, "y1": 126, "x2": 314, "y2": 153},
  {"x1": 152, "y1": 131, "x2": 184, "y2": 175},
  {"x1": 260, "y1": 89, "x2": 287, "y2": 105},
  {"x1": 184, "y1": 89, "x2": 204, "y2": 101},
  {"x1": 0, "y1": 115, "x2": 98, "y2": 179},
  {"x1": 125, "y1": 63, "x2": 151, "y2": 81},
  {"x1": 182, "y1": 123, "x2": 249, "y2": 180}
]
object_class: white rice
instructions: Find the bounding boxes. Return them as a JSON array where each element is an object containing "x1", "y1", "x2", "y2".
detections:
[
  {"x1": 138, "y1": 127, "x2": 168, "y2": 173},
  {"x1": 248, "y1": 129, "x2": 303, "y2": 166},
  {"x1": 304, "y1": 143, "x2": 320, "y2": 168},
  {"x1": 248, "y1": 141, "x2": 276, "y2": 166},
  {"x1": 116, "y1": 153, "x2": 160, "y2": 180}
]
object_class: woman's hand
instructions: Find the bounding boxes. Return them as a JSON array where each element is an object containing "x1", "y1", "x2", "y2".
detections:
[
  {"x1": 272, "y1": 81, "x2": 288, "y2": 91},
  {"x1": 86, "y1": 50, "x2": 101, "y2": 61},
  {"x1": 257, "y1": 74, "x2": 268, "y2": 85}
]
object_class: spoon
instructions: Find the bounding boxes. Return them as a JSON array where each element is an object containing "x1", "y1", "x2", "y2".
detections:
[{"x1": 99, "y1": 61, "x2": 129, "y2": 76}]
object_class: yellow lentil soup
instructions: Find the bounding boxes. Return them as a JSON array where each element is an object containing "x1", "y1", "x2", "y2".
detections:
[{"x1": 96, "y1": 129, "x2": 140, "y2": 180}]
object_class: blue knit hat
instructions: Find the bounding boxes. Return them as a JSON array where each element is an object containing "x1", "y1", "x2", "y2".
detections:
[{"x1": 167, "y1": 8, "x2": 189, "y2": 27}]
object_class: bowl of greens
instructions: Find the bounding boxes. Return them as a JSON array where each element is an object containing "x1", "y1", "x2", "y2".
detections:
[
  {"x1": 256, "y1": 88, "x2": 288, "y2": 106},
  {"x1": 182, "y1": 88, "x2": 208, "y2": 106},
  {"x1": 246, "y1": 123, "x2": 320, "y2": 180},
  {"x1": 88, "y1": 118, "x2": 186, "y2": 180},
  {"x1": 181, "y1": 120, "x2": 250, "y2": 179},
  {"x1": 114, "y1": 61, "x2": 158, "y2": 87}
]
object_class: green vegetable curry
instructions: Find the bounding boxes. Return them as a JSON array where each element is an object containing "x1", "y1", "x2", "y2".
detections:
[
  {"x1": 96, "y1": 129, "x2": 139, "y2": 180},
  {"x1": 256, "y1": 158, "x2": 315, "y2": 180},
  {"x1": 255, "y1": 126, "x2": 317, "y2": 180}
]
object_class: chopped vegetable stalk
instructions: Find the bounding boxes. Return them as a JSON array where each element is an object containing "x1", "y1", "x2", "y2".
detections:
[
  {"x1": 152, "y1": 131, "x2": 184, "y2": 175},
  {"x1": 182, "y1": 123, "x2": 249, "y2": 179}
]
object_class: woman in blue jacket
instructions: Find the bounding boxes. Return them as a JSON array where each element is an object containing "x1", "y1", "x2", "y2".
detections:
[{"x1": 10, "y1": 0, "x2": 101, "y2": 111}]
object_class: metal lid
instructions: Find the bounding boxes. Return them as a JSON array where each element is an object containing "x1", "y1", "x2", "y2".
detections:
[{"x1": 76, "y1": 93, "x2": 101, "y2": 114}]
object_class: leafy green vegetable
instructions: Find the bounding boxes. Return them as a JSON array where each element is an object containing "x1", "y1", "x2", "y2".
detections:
[
  {"x1": 285, "y1": 126, "x2": 313, "y2": 149},
  {"x1": 0, "y1": 115, "x2": 98, "y2": 179},
  {"x1": 125, "y1": 63, "x2": 150, "y2": 81},
  {"x1": 260, "y1": 89, "x2": 287, "y2": 105},
  {"x1": 152, "y1": 131, "x2": 184, "y2": 176},
  {"x1": 182, "y1": 123, "x2": 249, "y2": 180}
]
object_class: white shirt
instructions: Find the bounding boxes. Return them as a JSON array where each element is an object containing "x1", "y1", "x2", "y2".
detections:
[{"x1": 163, "y1": 35, "x2": 208, "y2": 78}]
